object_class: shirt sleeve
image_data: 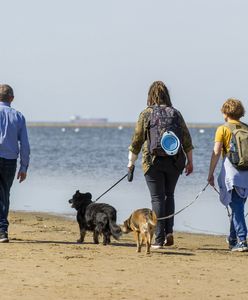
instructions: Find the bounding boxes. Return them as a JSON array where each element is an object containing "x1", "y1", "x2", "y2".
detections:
[
  {"x1": 128, "y1": 111, "x2": 146, "y2": 155},
  {"x1": 215, "y1": 126, "x2": 224, "y2": 142},
  {"x1": 18, "y1": 116, "x2": 30, "y2": 173},
  {"x1": 215, "y1": 125, "x2": 233, "y2": 155},
  {"x1": 178, "y1": 112, "x2": 194, "y2": 153}
]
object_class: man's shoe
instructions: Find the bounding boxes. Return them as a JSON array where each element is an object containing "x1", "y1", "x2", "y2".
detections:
[
  {"x1": 151, "y1": 243, "x2": 163, "y2": 250},
  {"x1": 231, "y1": 241, "x2": 248, "y2": 252},
  {"x1": 0, "y1": 232, "x2": 9, "y2": 243},
  {"x1": 164, "y1": 233, "x2": 174, "y2": 246}
]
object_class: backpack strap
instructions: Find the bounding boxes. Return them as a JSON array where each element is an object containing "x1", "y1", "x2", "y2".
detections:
[
  {"x1": 240, "y1": 121, "x2": 248, "y2": 130},
  {"x1": 224, "y1": 122, "x2": 239, "y2": 131},
  {"x1": 222, "y1": 122, "x2": 237, "y2": 155}
]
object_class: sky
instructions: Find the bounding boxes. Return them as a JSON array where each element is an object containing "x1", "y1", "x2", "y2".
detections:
[{"x1": 1, "y1": 0, "x2": 248, "y2": 123}]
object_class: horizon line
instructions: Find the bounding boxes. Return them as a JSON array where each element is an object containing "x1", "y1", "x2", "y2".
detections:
[{"x1": 26, "y1": 121, "x2": 220, "y2": 128}]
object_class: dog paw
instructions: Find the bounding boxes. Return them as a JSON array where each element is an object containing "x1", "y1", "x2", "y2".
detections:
[{"x1": 77, "y1": 239, "x2": 83, "y2": 243}]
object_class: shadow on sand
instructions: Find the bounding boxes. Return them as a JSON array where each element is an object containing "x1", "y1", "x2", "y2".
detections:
[{"x1": 9, "y1": 239, "x2": 196, "y2": 255}]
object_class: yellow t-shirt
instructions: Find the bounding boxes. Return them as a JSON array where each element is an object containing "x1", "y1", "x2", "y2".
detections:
[{"x1": 214, "y1": 120, "x2": 240, "y2": 155}]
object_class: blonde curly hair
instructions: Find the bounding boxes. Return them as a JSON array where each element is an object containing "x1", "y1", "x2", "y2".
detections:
[
  {"x1": 147, "y1": 81, "x2": 172, "y2": 107},
  {"x1": 221, "y1": 98, "x2": 245, "y2": 120}
]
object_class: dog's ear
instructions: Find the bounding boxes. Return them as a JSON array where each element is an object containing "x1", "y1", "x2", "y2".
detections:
[
  {"x1": 76, "y1": 190, "x2": 80, "y2": 194},
  {"x1": 85, "y1": 193, "x2": 92, "y2": 200},
  {"x1": 122, "y1": 219, "x2": 131, "y2": 233},
  {"x1": 126, "y1": 219, "x2": 131, "y2": 228}
]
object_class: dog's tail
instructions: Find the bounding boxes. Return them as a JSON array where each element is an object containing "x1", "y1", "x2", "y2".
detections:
[
  {"x1": 95, "y1": 213, "x2": 108, "y2": 234},
  {"x1": 109, "y1": 220, "x2": 122, "y2": 240},
  {"x1": 148, "y1": 211, "x2": 157, "y2": 226},
  {"x1": 142, "y1": 211, "x2": 157, "y2": 233}
]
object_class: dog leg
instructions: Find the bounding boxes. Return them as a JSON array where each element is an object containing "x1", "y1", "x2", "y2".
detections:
[
  {"x1": 103, "y1": 234, "x2": 107, "y2": 246},
  {"x1": 146, "y1": 232, "x2": 151, "y2": 254},
  {"x1": 103, "y1": 232, "x2": 111, "y2": 245},
  {"x1": 77, "y1": 229, "x2": 86, "y2": 243},
  {"x1": 93, "y1": 230, "x2": 99, "y2": 244},
  {"x1": 134, "y1": 231, "x2": 141, "y2": 253}
]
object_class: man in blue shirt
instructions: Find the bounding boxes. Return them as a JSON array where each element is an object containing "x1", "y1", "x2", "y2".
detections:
[{"x1": 0, "y1": 84, "x2": 30, "y2": 242}]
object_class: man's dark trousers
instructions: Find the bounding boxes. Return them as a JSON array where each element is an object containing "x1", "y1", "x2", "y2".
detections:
[{"x1": 0, "y1": 158, "x2": 16, "y2": 233}]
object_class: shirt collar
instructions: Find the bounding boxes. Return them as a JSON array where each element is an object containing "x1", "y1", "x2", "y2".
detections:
[
  {"x1": 228, "y1": 120, "x2": 240, "y2": 124},
  {"x1": 0, "y1": 101, "x2": 11, "y2": 107}
]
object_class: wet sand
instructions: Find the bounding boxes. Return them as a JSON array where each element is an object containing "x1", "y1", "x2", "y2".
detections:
[{"x1": 1, "y1": 211, "x2": 248, "y2": 300}]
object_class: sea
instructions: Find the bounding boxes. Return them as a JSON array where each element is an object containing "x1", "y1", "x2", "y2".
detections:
[{"x1": 10, "y1": 126, "x2": 234, "y2": 235}]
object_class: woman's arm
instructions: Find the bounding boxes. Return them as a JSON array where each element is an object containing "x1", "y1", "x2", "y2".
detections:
[
  {"x1": 207, "y1": 141, "x2": 222, "y2": 186},
  {"x1": 128, "y1": 111, "x2": 147, "y2": 168},
  {"x1": 179, "y1": 112, "x2": 194, "y2": 155},
  {"x1": 177, "y1": 111, "x2": 194, "y2": 176}
]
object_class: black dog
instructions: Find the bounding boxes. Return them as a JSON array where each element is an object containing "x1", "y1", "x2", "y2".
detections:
[{"x1": 69, "y1": 190, "x2": 122, "y2": 245}]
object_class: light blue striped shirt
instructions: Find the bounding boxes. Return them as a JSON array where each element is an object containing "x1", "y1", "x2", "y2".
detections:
[{"x1": 0, "y1": 101, "x2": 30, "y2": 173}]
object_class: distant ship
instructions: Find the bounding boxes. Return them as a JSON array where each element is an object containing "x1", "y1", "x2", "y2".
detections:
[{"x1": 69, "y1": 115, "x2": 108, "y2": 124}]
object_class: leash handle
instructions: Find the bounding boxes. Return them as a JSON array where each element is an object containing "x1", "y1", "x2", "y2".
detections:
[
  {"x1": 127, "y1": 165, "x2": 135, "y2": 182},
  {"x1": 93, "y1": 173, "x2": 128, "y2": 203}
]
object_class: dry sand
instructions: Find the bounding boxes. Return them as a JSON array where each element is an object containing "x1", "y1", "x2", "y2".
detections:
[{"x1": 1, "y1": 211, "x2": 248, "y2": 300}]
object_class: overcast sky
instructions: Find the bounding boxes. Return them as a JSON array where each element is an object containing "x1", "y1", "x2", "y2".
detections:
[{"x1": 1, "y1": 0, "x2": 248, "y2": 123}]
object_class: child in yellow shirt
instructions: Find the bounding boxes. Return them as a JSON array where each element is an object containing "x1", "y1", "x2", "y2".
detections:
[{"x1": 208, "y1": 98, "x2": 248, "y2": 252}]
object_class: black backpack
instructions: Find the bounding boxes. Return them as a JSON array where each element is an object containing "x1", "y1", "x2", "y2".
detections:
[{"x1": 147, "y1": 105, "x2": 183, "y2": 157}]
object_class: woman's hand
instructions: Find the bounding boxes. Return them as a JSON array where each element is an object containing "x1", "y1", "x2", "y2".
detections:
[
  {"x1": 185, "y1": 150, "x2": 193, "y2": 176},
  {"x1": 185, "y1": 161, "x2": 193, "y2": 176},
  {"x1": 127, "y1": 161, "x2": 134, "y2": 169}
]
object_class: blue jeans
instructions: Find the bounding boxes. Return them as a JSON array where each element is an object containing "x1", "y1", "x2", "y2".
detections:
[
  {"x1": 0, "y1": 158, "x2": 17, "y2": 233},
  {"x1": 229, "y1": 189, "x2": 247, "y2": 242},
  {"x1": 145, "y1": 156, "x2": 181, "y2": 245}
]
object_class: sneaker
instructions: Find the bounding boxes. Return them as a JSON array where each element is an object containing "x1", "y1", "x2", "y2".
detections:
[
  {"x1": 0, "y1": 232, "x2": 9, "y2": 243},
  {"x1": 231, "y1": 241, "x2": 248, "y2": 252},
  {"x1": 226, "y1": 236, "x2": 237, "y2": 250},
  {"x1": 164, "y1": 233, "x2": 174, "y2": 246},
  {"x1": 151, "y1": 243, "x2": 163, "y2": 250}
]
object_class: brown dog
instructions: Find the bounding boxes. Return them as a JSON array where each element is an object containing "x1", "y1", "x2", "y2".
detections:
[{"x1": 122, "y1": 208, "x2": 157, "y2": 254}]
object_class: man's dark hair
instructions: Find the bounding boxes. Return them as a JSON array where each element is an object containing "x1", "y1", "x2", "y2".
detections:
[{"x1": 0, "y1": 84, "x2": 14, "y2": 102}]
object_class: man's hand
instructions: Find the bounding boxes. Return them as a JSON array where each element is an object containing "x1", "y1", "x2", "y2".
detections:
[
  {"x1": 17, "y1": 172, "x2": 27, "y2": 183},
  {"x1": 185, "y1": 161, "x2": 193, "y2": 176}
]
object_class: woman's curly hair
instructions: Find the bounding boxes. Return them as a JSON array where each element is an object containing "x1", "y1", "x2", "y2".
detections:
[
  {"x1": 221, "y1": 98, "x2": 245, "y2": 120},
  {"x1": 147, "y1": 81, "x2": 172, "y2": 107}
]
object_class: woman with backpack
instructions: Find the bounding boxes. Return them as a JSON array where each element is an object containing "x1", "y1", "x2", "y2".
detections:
[
  {"x1": 128, "y1": 81, "x2": 194, "y2": 249},
  {"x1": 208, "y1": 98, "x2": 248, "y2": 252}
]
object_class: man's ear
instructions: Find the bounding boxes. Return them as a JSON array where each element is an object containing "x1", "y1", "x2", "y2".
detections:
[{"x1": 8, "y1": 96, "x2": 14, "y2": 103}]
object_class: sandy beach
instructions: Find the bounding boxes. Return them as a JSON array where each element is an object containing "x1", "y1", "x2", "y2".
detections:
[{"x1": 1, "y1": 211, "x2": 247, "y2": 300}]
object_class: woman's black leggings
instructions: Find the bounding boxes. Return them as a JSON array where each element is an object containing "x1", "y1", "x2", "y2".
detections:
[{"x1": 145, "y1": 156, "x2": 181, "y2": 245}]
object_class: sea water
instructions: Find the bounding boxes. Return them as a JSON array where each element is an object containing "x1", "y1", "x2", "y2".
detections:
[{"x1": 10, "y1": 126, "x2": 233, "y2": 235}]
